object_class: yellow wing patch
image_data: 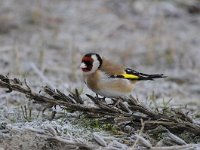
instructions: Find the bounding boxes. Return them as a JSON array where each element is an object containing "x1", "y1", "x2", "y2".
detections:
[{"x1": 122, "y1": 73, "x2": 139, "y2": 79}]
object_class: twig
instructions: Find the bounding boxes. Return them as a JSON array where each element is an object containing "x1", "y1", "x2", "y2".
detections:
[
  {"x1": 0, "y1": 74, "x2": 200, "y2": 138},
  {"x1": 46, "y1": 136, "x2": 94, "y2": 150},
  {"x1": 151, "y1": 144, "x2": 200, "y2": 150},
  {"x1": 30, "y1": 62, "x2": 55, "y2": 89},
  {"x1": 132, "y1": 119, "x2": 146, "y2": 149},
  {"x1": 166, "y1": 130, "x2": 187, "y2": 145}
]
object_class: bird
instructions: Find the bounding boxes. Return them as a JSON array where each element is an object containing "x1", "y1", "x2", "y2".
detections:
[{"x1": 80, "y1": 53, "x2": 166, "y2": 98}]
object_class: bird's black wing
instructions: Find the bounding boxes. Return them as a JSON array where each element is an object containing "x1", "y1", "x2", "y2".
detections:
[
  {"x1": 124, "y1": 68, "x2": 166, "y2": 80},
  {"x1": 109, "y1": 68, "x2": 166, "y2": 80}
]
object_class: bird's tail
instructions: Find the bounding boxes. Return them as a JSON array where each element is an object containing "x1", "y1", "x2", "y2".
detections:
[
  {"x1": 125, "y1": 68, "x2": 167, "y2": 80},
  {"x1": 137, "y1": 73, "x2": 166, "y2": 80}
]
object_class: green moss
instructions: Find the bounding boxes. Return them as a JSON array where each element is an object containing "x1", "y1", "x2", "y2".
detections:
[
  {"x1": 102, "y1": 123, "x2": 119, "y2": 134},
  {"x1": 147, "y1": 126, "x2": 167, "y2": 141},
  {"x1": 194, "y1": 112, "x2": 200, "y2": 118},
  {"x1": 179, "y1": 131, "x2": 200, "y2": 143},
  {"x1": 90, "y1": 119, "x2": 100, "y2": 128},
  {"x1": 71, "y1": 116, "x2": 121, "y2": 134}
]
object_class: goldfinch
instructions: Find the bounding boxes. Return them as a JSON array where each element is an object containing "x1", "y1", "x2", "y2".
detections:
[{"x1": 80, "y1": 53, "x2": 166, "y2": 98}]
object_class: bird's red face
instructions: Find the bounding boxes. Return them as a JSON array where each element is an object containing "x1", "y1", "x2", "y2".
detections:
[
  {"x1": 80, "y1": 56, "x2": 94, "y2": 72},
  {"x1": 80, "y1": 53, "x2": 102, "y2": 74}
]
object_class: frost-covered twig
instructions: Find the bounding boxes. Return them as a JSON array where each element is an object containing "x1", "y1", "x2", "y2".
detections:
[
  {"x1": 0, "y1": 74, "x2": 200, "y2": 137},
  {"x1": 30, "y1": 62, "x2": 56, "y2": 89},
  {"x1": 151, "y1": 144, "x2": 200, "y2": 150}
]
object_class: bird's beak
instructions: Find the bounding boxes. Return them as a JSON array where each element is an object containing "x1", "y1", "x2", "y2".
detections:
[{"x1": 80, "y1": 63, "x2": 87, "y2": 69}]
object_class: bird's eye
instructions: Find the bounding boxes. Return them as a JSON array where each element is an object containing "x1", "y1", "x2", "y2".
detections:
[
  {"x1": 82, "y1": 56, "x2": 93, "y2": 66},
  {"x1": 84, "y1": 61, "x2": 93, "y2": 66}
]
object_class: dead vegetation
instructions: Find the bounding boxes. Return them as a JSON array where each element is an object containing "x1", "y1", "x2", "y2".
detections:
[
  {"x1": 0, "y1": 0, "x2": 200, "y2": 149},
  {"x1": 0, "y1": 74, "x2": 199, "y2": 149}
]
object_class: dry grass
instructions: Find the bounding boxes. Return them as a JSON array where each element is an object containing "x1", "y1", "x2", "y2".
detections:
[{"x1": 0, "y1": 74, "x2": 199, "y2": 149}]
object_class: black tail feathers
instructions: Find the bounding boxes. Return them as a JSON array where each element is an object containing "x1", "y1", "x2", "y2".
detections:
[{"x1": 125, "y1": 68, "x2": 166, "y2": 81}]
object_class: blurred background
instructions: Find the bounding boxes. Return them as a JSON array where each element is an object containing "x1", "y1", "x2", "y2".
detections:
[{"x1": 0, "y1": 0, "x2": 200, "y2": 108}]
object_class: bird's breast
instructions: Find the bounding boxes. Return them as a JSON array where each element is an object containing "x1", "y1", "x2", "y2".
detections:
[
  {"x1": 85, "y1": 71, "x2": 135, "y2": 98},
  {"x1": 85, "y1": 72, "x2": 100, "y2": 92}
]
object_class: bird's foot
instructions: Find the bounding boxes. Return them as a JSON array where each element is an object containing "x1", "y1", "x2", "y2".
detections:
[
  {"x1": 95, "y1": 94, "x2": 106, "y2": 102},
  {"x1": 112, "y1": 98, "x2": 121, "y2": 108}
]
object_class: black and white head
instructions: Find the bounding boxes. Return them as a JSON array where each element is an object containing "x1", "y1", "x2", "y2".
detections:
[{"x1": 80, "y1": 53, "x2": 103, "y2": 75}]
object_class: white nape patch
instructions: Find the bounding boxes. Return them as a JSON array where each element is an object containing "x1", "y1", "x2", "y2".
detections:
[
  {"x1": 91, "y1": 54, "x2": 100, "y2": 71},
  {"x1": 80, "y1": 63, "x2": 87, "y2": 69}
]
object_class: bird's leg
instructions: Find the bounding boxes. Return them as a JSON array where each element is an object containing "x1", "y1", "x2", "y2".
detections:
[
  {"x1": 95, "y1": 94, "x2": 106, "y2": 101},
  {"x1": 95, "y1": 93, "x2": 99, "y2": 98},
  {"x1": 101, "y1": 97, "x2": 106, "y2": 101},
  {"x1": 112, "y1": 97, "x2": 121, "y2": 108}
]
